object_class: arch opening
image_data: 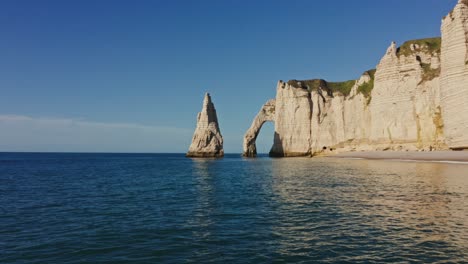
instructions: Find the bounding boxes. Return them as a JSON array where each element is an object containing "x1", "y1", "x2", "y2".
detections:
[
  {"x1": 255, "y1": 122, "x2": 274, "y2": 155},
  {"x1": 242, "y1": 99, "x2": 276, "y2": 157}
]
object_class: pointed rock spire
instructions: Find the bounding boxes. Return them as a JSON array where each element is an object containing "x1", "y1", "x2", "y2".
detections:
[
  {"x1": 385, "y1": 41, "x2": 397, "y2": 57},
  {"x1": 186, "y1": 93, "x2": 224, "y2": 158}
]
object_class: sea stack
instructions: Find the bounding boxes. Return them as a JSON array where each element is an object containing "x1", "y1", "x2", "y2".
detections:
[{"x1": 186, "y1": 93, "x2": 224, "y2": 158}]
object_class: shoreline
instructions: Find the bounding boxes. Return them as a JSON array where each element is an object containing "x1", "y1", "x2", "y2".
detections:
[{"x1": 328, "y1": 151, "x2": 468, "y2": 164}]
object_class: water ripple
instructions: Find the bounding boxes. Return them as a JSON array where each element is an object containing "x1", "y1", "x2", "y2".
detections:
[{"x1": 1, "y1": 153, "x2": 467, "y2": 263}]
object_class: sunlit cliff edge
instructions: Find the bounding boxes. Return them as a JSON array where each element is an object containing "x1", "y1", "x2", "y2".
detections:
[{"x1": 243, "y1": 0, "x2": 468, "y2": 157}]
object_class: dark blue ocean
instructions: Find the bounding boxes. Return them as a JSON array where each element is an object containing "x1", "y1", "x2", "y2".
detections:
[{"x1": 1, "y1": 153, "x2": 467, "y2": 263}]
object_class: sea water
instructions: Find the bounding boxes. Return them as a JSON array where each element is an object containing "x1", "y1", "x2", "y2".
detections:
[{"x1": 1, "y1": 153, "x2": 467, "y2": 263}]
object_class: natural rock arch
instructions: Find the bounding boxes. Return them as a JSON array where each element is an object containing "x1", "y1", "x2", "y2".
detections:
[{"x1": 242, "y1": 99, "x2": 275, "y2": 157}]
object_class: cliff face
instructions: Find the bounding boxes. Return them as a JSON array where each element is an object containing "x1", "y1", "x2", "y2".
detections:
[
  {"x1": 270, "y1": 82, "x2": 312, "y2": 157},
  {"x1": 263, "y1": 38, "x2": 444, "y2": 157},
  {"x1": 440, "y1": 0, "x2": 468, "y2": 149},
  {"x1": 243, "y1": 1, "x2": 467, "y2": 157},
  {"x1": 187, "y1": 93, "x2": 224, "y2": 158},
  {"x1": 368, "y1": 40, "x2": 444, "y2": 151},
  {"x1": 309, "y1": 74, "x2": 372, "y2": 154}
]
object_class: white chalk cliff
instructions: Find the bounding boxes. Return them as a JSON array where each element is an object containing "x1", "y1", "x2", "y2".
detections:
[
  {"x1": 441, "y1": 0, "x2": 468, "y2": 150},
  {"x1": 187, "y1": 93, "x2": 224, "y2": 158},
  {"x1": 243, "y1": 0, "x2": 468, "y2": 157},
  {"x1": 243, "y1": 99, "x2": 275, "y2": 157}
]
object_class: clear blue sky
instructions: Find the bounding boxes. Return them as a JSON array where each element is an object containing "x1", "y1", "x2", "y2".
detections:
[{"x1": 0, "y1": 0, "x2": 457, "y2": 153}]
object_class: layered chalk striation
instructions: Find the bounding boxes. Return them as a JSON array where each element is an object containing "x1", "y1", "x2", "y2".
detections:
[{"x1": 440, "y1": 0, "x2": 468, "y2": 149}]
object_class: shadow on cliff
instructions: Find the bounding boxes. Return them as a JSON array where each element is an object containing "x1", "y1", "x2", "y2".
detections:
[{"x1": 269, "y1": 132, "x2": 284, "y2": 158}]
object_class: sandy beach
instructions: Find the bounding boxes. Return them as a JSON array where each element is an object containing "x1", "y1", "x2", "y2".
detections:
[{"x1": 330, "y1": 151, "x2": 468, "y2": 163}]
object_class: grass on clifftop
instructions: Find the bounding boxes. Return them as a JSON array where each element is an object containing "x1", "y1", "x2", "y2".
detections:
[
  {"x1": 357, "y1": 69, "x2": 376, "y2": 97},
  {"x1": 288, "y1": 69, "x2": 377, "y2": 99},
  {"x1": 287, "y1": 79, "x2": 324, "y2": 92},
  {"x1": 357, "y1": 69, "x2": 376, "y2": 104},
  {"x1": 327, "y1": 80, "x2": 356, "y2": 96},
  {"x1": 397, "y1": 37, "x2": 441, "y2": 57},
  {"x1": 287, "y1": 79, "x2": 355, "y2": 97}
]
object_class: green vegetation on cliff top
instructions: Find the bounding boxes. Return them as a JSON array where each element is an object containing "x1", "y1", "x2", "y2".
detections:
[
  {"x1": 327, "y1": 81, "x2": 356, "y2": 96},
  {"x1": 397, "y1": 37, "x2": 441, "y2": 57},
  {"x1": 284, "y1": 39, "x2": 441, "y2": 103},
  {"x1": 287, "y1": 79, "x2": 355, "y2": 96},
  {"x1": 288, "y1": 69, "x2": 376, "y2": 99},
  {"x1": 395, "y1": 37, "x2": 441, "y2": 84},
  {"x1": 357, "y1": 69, "x2": 376, "y2": 104},
  {"x1": 357, "y1": 69, "x2": 376, "y2": 97}
]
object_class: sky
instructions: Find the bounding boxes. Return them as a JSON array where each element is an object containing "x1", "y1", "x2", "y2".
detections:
[{"x1": 0, "y1": 0, "x2": 458, "y2": 153}]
